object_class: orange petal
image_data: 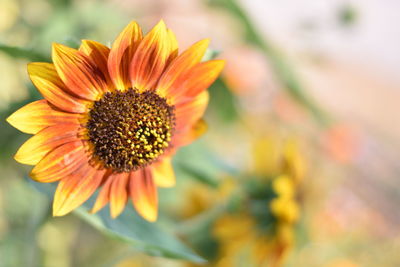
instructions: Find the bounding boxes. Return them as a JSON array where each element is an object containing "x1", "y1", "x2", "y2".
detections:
[
  {"x1": 91, "y1": 174, "x2": 113, "y2": 213},
  {"x1": 79, "y1": 40, "x2": 113, "y2": 91},
  {"x1": 28, "y1": 62, "x2": 89, "y2": 113},
  {"x1": 157, "y1": 39, "x2": 209, "y2": 98},
  {"x1": 30, "y1": 140, "x2": 87, "y2": 183},
  {"x1": 130, "y1": 20, "x2": 171, "y2": 91},
  {"x1": 109, "y1": 172, "x2": 130, "y2": 218},
  {"x1": 172, "y1": 60, "x2": 225, "y2": 104},
  {"x1": 151, "y1": 157, "x2": 175, "y2": 188},
  {"x1": 6, "y1": 100, "x2": 81, "y2": 134},
  {"x1": 175, "y1": 91, "x2": 209, "y2": 131},
  {"x1": 172, "y1": 119, "x2": 208, "y2": 148},
  {"x1": 108, "y1": 21, "x2": 143, "y2": 90},
  {"x1": 129, "y1": 168, "x2": 158, "y2": 222},
  {"x1": 15, "y1": 124, "x2": 79, "y2": 165},
  {"x1": 53, "y1": 165, "x2": 105, "y2": 216},
  {"x1": 52, "y1": 43, "x2": 106, "y2": 100}
]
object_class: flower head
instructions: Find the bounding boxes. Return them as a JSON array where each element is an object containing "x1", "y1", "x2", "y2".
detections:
[{"x1": 7, "y1": 20, "x2": 224, "y2": 221}]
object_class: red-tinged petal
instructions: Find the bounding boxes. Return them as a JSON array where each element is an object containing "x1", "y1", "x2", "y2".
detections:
[
  {"x1": 170, "y1": 60, "x2": 225, "y2": 104},
  {"x1": 130, "y1": 20, "x2": 171, "y2": 91},
  {"x1": 79, "y1": 40, "x2": 113, "y2": 91},
  {"x1": 52, "y1": 43, "x2": 107, "y2": 100},
  {"x1": 27, "y1": 62, "x2": 90, "y2": 113},
  {"x1": 53, "y1": 165, "x2": 105, "y2": 216},
  {"x1": 15, "y1": 124, "x2": 80, "y2": 165},
  {"x1": 172, "y1": 119, "x2": 208, "y2": 148},
  {"x1": 91, "y1": 175, "x2": 113, "y2": 213},
  {"x1": 6, "y1": 100, "x2": 82, "y2": 134},
  {"x1": 157, "y1": 39, "x2": 209, "y2": 98},
  {"x1": 129, "y1": 168, "x2": 158, "y2": 222},
  {"x1": 109, "y1": 172, "x2": 130, "y2": 218},
  {"x1": 30, "y1": 140, "x2": 87, "y2": 183},
  {"x1": 108, "y1": 21, "x2": 143, "y2": 90},
  {"x1": 151, "y1": 157, "x2": 175, "y2": 188},
  {"x1": 175, "y1": 91, "x2": 209, "y2": 131}
]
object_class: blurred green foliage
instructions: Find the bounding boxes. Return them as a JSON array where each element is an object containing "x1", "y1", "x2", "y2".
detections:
[
  {"x1": 338, "y1": 4, "x2": 358, "y2": 26},
  {"x1": 209, "y1": 0, "x2": 332, "y2": 126}
]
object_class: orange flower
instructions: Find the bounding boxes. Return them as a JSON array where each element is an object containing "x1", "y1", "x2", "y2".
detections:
[{"x1": 7, "y1": 20, "x2": 224, "y2": 222}]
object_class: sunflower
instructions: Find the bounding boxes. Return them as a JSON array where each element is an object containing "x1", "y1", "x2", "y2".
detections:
[{"x1": 6, "y1": 20, "x2": 224, "y2": 222}]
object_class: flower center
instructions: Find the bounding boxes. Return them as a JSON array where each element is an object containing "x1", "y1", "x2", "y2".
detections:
[{"x1": 86, "y1": 88, "x2": 175, "y2": 172}]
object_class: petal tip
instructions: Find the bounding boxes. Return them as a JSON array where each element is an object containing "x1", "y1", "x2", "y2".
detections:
[
  {"x1": 51, "y1": 42, "x2": 63, "y2": 52},
  {"x1": 198, "y1": 38, "x2": 210, "y2": 47},
  {"x1": 91, "y1": 202, "x2": 104, "y2": 214},
  {"x1": 142, "y1": 209, "x2": 158, "y2": 222},
  {"x1": 52, "y1": 203, "x2": 70, "y2": 217},
  {"x1": 126, "y1": 20, "x2": 140, "y2": 28},
  {"x1": 29, "y1": 170, "x2": 40, "y2": 182},
  {"x1": 52, "y1": 42, "x2": 74, "y2": 59},
  {"x1": 133, "y1": 198, "x2": 158, "y2": 222},
  {"x1": 27, "y1": 62, "x2": 39, "y2": 72},
  {"x1": 52, "y1": 209, "x2": 69, "y2": 217},
  {"x1": 110, "y1": 209, "x2": 122, "y2": 219},
  {"x1": 51, "y1": 43, "x2": 64, "y2": 60},
  {"x1": 152, "y1": 19, "x2": 168, "y2": 34},
  {"x1": 213, "y1": 59, "x2": 226, "y2": 69},
  {"x1": 157, "y1": 19, "x2": 166, "y2": 27},
  {"x1": 14, "y1": 151, "x2": 27, "y2": 165},
  {"x1": 5, "y1": 114, "x2": 15, "y2": 127}
]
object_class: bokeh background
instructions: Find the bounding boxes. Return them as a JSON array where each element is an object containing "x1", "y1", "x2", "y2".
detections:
[{"x1": 1, "y1": 0, "x2": 400, "y2": 266}]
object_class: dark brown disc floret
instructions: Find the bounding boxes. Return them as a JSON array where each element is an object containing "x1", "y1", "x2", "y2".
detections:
[{"x1": 86, "y1": 88, "x2": 175, "y2": 172}]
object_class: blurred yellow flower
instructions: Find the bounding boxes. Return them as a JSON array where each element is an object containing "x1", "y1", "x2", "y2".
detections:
[
  {"x1": 203, "y1": 137, "x2": 305, "y2": 266},
  {"x1": 282, "y1": 138, "x2": 306, "y2": 183},
  {"x1": 177, "y1": 134, "x2": 305, "y2": 267},
  {"x1": 272, "y1": 174, "x2": 295, "y2": 198},
  {"x1": 270, "y1": 197, "x2": 300, "y2": 224}
]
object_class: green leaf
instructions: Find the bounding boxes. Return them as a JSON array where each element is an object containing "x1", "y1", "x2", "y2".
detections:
[
  {"x1": 177, "y1": 164, "x2": 219, "y2": 188},
  {"x1": 174, "y1": 140, "x2": 238, "y2": 187},
  {"x1": 0, "y1": 44, "x2": 47, "y2": 61},
  {"x1": 207, "y1": 78, "x2": 239, "y2": 123},
  {"x1": 28, "y1": 179, "x2": 205, "y2": 263}
]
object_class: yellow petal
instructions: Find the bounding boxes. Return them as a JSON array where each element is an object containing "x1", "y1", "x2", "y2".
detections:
[
  {"x1": 151, "y1": 157, "x2": 176, "y2": 188},
  {"x1": 53, "y1": 166, "x2": 105, "y2": 216},
  {"x1": 157, "y1": 39, "x2": 209, "y2": 98},
  {"x1": 130, "y1": 20, "x2": 170, "y2": 91},
  {"x1": 172, "y1": 60, "x2": 225, "y2": 104},
  {"x1": 172, "y1": 119, "x2": 208, "y2": 148},
  {"x1": 52, "y1": 43, "x2": 106, "y2": 100},
  {"x1": 79, "y1": 40, "x2": 113, "y2": 90},
  {"x1": 166, "y1": 28, "x2": 178, "y2": 63},
  {"x1": 6, "y1": 100, "x2": 81, "y2": 134},
  {"x1": 108, "y1": 21, "x2": 143, "y2": 90},
  {"x1": 175, "y1": 91, "x2": 209, "y2": 132},
  {"x1": 15, "y1": 124, "x2": 79, "y2": 165},
  {"x1": 109, "y1": 172, "x2": 130, "y2": 218},
  {"x1": 91, "y1": 175, "x2": 113, "y2": 214},
  {"x1": 129, "y1": 168, "x2": 158, "y2": 222},
  {"x1": 30, "y1": 141, "x2": 87, "y2": 183},
  {"x1": 27, "y1": 62, "x2": 89, "y2": 113}
]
